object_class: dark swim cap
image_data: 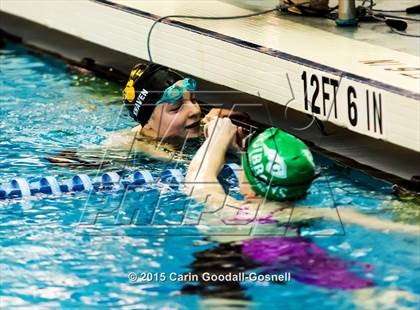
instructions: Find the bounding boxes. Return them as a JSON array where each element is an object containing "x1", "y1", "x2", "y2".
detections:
[{"x1": 123, "y1": 63, "x2": 184, "y2": 125}]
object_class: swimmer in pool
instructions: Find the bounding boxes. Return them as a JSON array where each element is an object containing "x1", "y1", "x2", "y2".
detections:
[
  {"x1": 103, "y1": 63, "x2": 247, "y2": 159},
  {"x1": 123, "y1": 63, "x2": 202, "y2": 139},
  {"x1": 183, "y1": 117, "x2": 418, "y2": 307},
  {"x1": 186, "y1": 117, "x2": 419, "y2": 235},
  {"x1": 47, "y1": 63, "x2": 247, "y2": 167},
  {"x1": 98, "y1": 63, "x2": 203, "y2": 161}
]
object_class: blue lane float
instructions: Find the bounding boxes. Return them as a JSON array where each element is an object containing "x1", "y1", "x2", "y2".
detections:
[{"x1": 0, "y1": 163, "x2": 240, "y2": 200}]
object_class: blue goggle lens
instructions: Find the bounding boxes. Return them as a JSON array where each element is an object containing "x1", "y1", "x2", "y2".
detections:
[{"x1": 156, "y1": 78, "x2": 196, "y2": 105}]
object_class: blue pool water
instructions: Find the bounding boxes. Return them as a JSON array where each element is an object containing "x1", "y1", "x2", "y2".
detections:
[{"x1": 0, "y1": 44, "x2": 419, "y2": 309}]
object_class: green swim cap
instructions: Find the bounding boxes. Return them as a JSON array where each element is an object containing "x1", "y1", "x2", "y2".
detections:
[{"x1": 242, "y1": 128, "x2": 315, "y2": 201}]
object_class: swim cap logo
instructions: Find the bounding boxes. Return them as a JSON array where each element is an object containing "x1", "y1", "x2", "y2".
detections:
[
  {"x1": 248, "y1": 143, "x2": 287, "y2": 180},
  {"x1": 133, "y1": 89, "x2": 149, "y2": 117},
  {"x1": 242, "y1": 127, "x2": 315, "y2": 201},
  {"x1": 249, "y1": 138, "x2": 266, "y2": 180},
  {"x1": 263, "y1": 144, "x2": 287, "y2": 179}
]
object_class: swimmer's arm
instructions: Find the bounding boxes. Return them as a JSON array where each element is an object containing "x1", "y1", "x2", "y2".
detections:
[
  {"x1": 353, "y1": 288, "x2": 418, "y2": 309},
  {"x1": 185, "y1": 132, "x2": 226, "y2": 202},
  {"x1": 336, "y1": 207, "x2": 419, "y2": 234},
  {"x1": 295, "y1": 207, "x2": 420, "y2": 235},
  {"x1": 186, "y1": 118, "x2": 239, "y2": 207}
]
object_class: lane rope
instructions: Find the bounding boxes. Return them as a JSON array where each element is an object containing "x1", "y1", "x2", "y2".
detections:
[{"x1": 0, "y1": 163, "x2": 240, "y2": 200}]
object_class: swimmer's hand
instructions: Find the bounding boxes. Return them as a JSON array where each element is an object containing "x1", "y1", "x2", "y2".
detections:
[
  {"x1": 204, "y1": 117, "x2": 242, "y2": 153},
  {"x1": 203, "y1": 108, "x2": 249, "y2": 124}
]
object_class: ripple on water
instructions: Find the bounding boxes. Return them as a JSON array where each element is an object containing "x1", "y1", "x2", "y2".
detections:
[{"x1": 1, "y1": 43, "x2": 419, "y2": 309}]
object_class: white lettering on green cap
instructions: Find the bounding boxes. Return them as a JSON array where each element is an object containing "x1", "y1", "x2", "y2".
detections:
[{"x1": 242, "y1": 128, "x2": 316, "y2": 201}]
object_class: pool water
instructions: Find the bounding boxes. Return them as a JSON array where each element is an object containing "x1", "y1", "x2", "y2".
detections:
[{"x1": 0, "y1": 43, "x2": 419, "y2": 309}]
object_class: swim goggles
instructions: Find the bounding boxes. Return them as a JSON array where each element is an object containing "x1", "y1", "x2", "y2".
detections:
[{"x1": 155, "y1": 78, "x2": 196, "y2": 105}]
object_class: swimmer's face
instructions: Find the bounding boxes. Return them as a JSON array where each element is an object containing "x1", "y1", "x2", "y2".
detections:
[{"x1": 147, "y1": 80, "x2": 201, "y2": 139}]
